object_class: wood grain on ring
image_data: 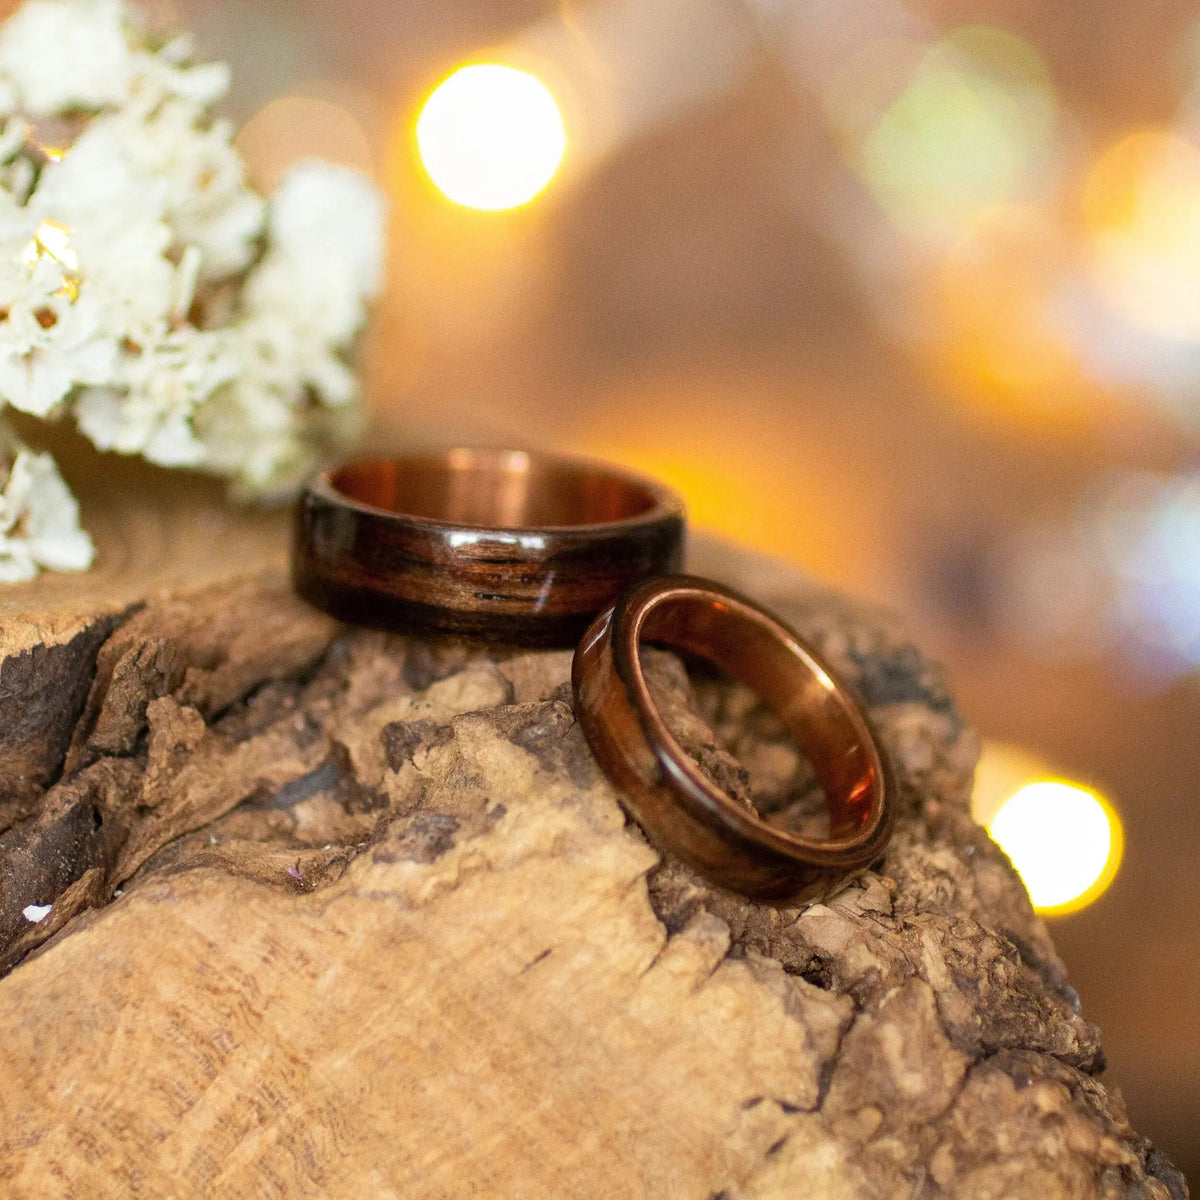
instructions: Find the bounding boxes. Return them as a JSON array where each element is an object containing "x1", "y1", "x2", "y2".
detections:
[{"x1": 292, "y1": 449, "x2": 686, "y2": 646}]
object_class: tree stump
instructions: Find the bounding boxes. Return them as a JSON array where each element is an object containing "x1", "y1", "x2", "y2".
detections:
[{"x1": 0, "y1": 484, "x2": 1189, "y2": 1199}]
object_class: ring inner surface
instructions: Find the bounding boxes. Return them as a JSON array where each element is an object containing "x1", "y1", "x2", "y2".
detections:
[
  {"x1": 637, "y1": 593, "x2": 881, "y2": 842},
  {"x1": 330, "y1": 452, "x2": 661, "y2": 529}
]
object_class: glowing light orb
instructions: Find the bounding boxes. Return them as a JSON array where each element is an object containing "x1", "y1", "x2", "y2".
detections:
[
  {"x1": 1083, "y1": 131, "x2": 1200, "y2": 341},
  {"x1": 416, "y1": 64, "x2": 566, "y2": 211},
  {"x1": 987, "y1": 780, "x2": 1123, "y2": 914},
  {"x1": 858, "y1": 26, "x2": 1057, "y2": 236}
]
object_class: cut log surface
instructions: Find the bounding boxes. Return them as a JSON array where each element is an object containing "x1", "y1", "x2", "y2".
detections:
[{"x1": 0, "y1": 477, "x2": 1189, "y2": 1200}]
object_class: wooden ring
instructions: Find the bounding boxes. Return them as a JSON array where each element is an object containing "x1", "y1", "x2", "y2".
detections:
[
  {"x1": 571, "y1": 575, "x2": 894, "y2": 902},
  {"x1": 292, "y1": 449, "x2": 686, "y2": 646}
]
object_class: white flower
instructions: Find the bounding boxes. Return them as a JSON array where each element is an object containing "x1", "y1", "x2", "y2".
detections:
[
  {"x1": 75, "y1": 327, "x2": 238, "y2": 465},
  {"x1": 162, "y1": 112, "x2": 264, "y2": 281},
  {"x1": 0, "y1": 216, "x2": 117, "y2": 416},
  {"x1": 0, "y1": 0, "x2": 229, "y2": 115},
  {"x1": 0, "y1": 298, "x2": 115, "y2": 417},
  {"x1": 193, "y1": 364, "x2": 366, "y2": 499},
  {"x1": 0, "y1": 115, "x2": 25, "y2": 164},
  {"x1": 136, "y1": 32, "x2": 230, "y2": 110},
  {"x1": 195, "y1": 162, "x2": 385, "y2": 496},
  {"x1": 0, "y1": 0, "x2": 386, "y2": 579},
  {"x1": 0, "y1": 0, "x2": 135, "y2": 113},
  {"x1": 0, "y1": 439, "x2": 93, "y2": 580},
  {"x1": 192, "y1": 384, "x2": 314, "y2": 497},
  {"x1": 268, "y1": 162, "x2": 386, "y2": 299},
  {"x1": 25, "y1": 182, "x2": 178, "y2": 350},
  {"x1": 35, "y1": 104, "x2": 264, "y2": 283},
  {"x1": 245, "y1": 161, "x2": 386, "y2": 348},
  {"x1": 237, "y1": 307, "x2": 359, "y2": 407}
]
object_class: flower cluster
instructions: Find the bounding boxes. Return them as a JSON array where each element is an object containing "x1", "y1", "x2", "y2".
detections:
[{"x1": 0, "y1": 0, "x2": 386, "y2": 580}]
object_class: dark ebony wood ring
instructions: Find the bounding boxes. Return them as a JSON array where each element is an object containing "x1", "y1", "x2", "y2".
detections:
[
  {"x1": 292, "y1": 448, "x2": 686, "y2": 646},
  {"x1": 571, "y1": 575, "x2": 894, "y2": 902}
]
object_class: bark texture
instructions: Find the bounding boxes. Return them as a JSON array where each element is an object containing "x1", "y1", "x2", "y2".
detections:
[{"x1": 0, "y1": 556, "x2": 1188, "y2": 1200}]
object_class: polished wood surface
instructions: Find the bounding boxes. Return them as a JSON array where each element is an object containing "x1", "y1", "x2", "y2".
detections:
[
  {"x1": 572, "y1": 575, "x2": 894, "y2": 901},
  {"x1": 292, "y1": 448, "x2": 685, "y2": 646}
]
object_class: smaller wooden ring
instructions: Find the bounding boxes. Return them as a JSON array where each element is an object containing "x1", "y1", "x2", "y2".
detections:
[
  {"x1": 292, "y1": 448, "x2": 686, "y2": 646},
  {"x1": 571, "y1": 575, "x2": 895, "y2": 902}
]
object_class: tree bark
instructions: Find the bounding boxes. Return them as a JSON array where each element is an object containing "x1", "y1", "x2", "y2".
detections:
[{"x1": 0, "y1": 513, "x2": 1188, "y2": 1199}]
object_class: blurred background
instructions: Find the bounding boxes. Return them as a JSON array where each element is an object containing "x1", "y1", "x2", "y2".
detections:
[{"x1": 49, "y1": 0, "x2": 1200, "y2": 1177}]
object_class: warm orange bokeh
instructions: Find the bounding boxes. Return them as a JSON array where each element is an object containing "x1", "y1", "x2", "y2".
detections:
[{"x1": 1083, "y1": 129, "x2": 1200, "y2": 341}]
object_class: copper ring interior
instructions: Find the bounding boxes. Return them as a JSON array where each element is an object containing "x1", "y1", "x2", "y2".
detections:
[{"x1": 327, "y1": 448, "x2": 672, "y2": 530}]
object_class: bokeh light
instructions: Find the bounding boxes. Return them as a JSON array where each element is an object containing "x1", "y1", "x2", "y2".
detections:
[
  {"x1": 1083, "y1": 130, "x2": 1200, "y2": 342},
  {"x1": 236, "y1": 93, "x2": 375, "y2": 192},
  {"x1": 1089, "y1": 470, "x2": 1200, "y2": 675},
  {"x1": 821, "y1": 35, "x2": 929, "y2": 151},
  {"x1": 576, "y1": 382, "x2": 887, "y2": 597},
  {"x1": 973, "y1": 742, "x2": 1123, "y2": 914},
  {"x1": 415, "y1": 63, "x2": 566, "y2": 211},
  {"x1": 919, "y1": 203, "x2": 1085, "y2": 419},
  {"x1": 982, "y1": 472, "x2": 1200, "y2": 683},
  {"x1": 987, "y1": 780, "x2": 1123, "y2": 914},
  {"x1": 857, "y1": 26, "x2": 1058, "y2": 237},
  {"x1": 971, "y1": 741, "x2": 1051, "y2": 826}
]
